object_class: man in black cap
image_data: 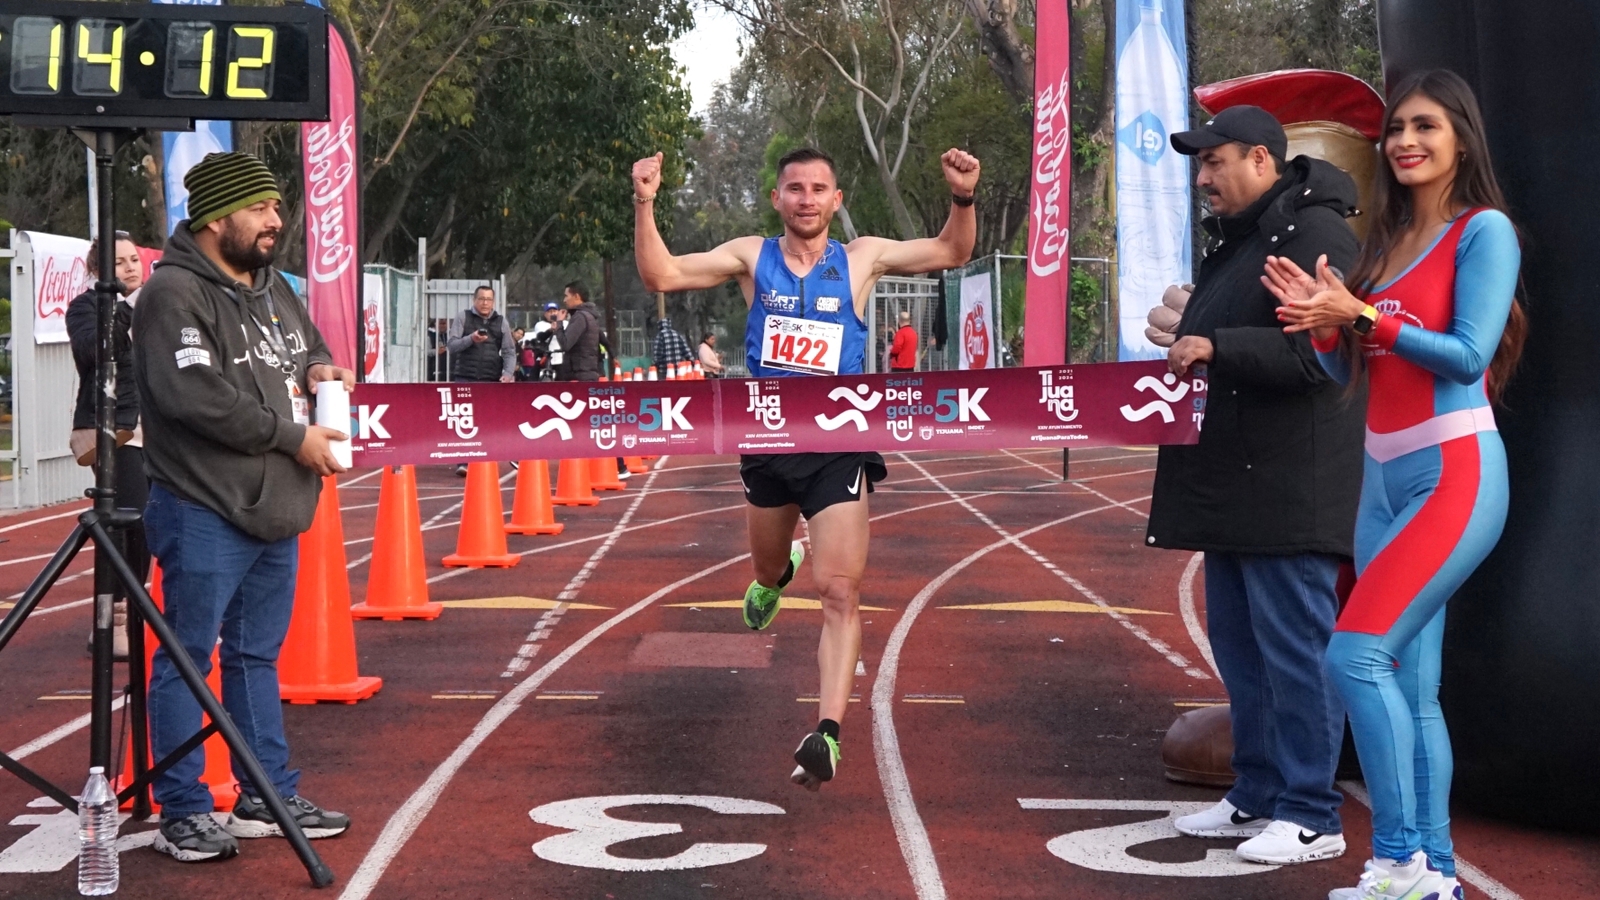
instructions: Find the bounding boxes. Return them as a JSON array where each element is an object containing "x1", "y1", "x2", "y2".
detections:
[
  {"x1": 133, "y1": 151, "x2": 353, "y2": 863},
  {"x1": 1143, "y1": 106, "x2": 1366, "y2": 866}
]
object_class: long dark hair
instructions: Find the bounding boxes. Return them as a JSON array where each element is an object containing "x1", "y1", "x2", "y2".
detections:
[{"x1": 1346, "y1": 69, "x2": 1526, "y2": 401}]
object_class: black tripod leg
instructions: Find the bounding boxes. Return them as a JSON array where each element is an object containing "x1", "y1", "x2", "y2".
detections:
[
  {"x1": 92, "y1": 524, "x2": 335, "y2": 888},
  {"x1": 0, "y1": 525, "x2": 89, "y2": 654},
  {"x1": 125, "y1": 600, "x2": 152, "y2": 820}
]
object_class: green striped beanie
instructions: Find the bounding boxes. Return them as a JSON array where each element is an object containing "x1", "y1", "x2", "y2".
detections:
[{"x1": 185, "y1": 151, "x2": 282, "y2": 231}]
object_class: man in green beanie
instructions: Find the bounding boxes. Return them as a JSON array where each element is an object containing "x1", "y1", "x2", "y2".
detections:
[{"x1": 133, "y1": 151, "x2": 355, "y2": 863}]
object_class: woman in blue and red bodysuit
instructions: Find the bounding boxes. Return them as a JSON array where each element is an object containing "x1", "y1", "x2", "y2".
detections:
[{"x1": 1263, "y1": 69, "x2": 1525, "y2": 900}]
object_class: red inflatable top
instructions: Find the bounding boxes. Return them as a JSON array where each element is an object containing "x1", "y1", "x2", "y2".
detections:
[{"x1": 1194, "y1": 69, "x2": 1385, "y2": 141}]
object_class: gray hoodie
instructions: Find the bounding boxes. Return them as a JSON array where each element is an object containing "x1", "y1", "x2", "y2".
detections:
[{"x1": 132, "y1": 225, "x2": 333, "y2": 542}]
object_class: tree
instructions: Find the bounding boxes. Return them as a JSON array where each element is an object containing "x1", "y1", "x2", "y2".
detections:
[{"x1": 717, "y1": 0, "x2": 969, "y2": 240}]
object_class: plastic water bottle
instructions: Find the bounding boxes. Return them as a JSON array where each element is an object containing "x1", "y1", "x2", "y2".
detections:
[
  {"x1": 1114, "y1": 0, "x2": 1193, "y2": 360},
  {"x1": 77, "y1": 766, "x2": 118, "y2": 896}
]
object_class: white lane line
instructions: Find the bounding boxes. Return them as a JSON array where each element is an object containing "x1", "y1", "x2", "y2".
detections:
[
  {"x1": 901, "y1": 454, "x2": 1208, "y2": 680},
  {"x1": 1181, "y1": 588, "x2": 1525, "y2": 900},
  {"x1": 0, "y1": 549, "x2": 93, "y2": 570},
  {"x1": 339, "y1": 468, "x2": 382, "y2": 488},
  {"x1": 874, "y1": 499, "x2": 1140, "y2": 900},
  {"x1": 339, "y1": 485, "x2": 1051, "y2": 899},
  {"x1": 338, "y1": 555, "x2": 753, "y2": 900},
  {"x1": 1177, "y1": 552, "x2": 1218, "y2": 680},
  {"x1": 497, "y1": 461, "x2": 664, "y2": 679},
  {"x1": 5, "y1": 697, "x2": 126, "y2": 761},
  {"x1": 0, "y1": 506, "x2": 90, "y2": 535}
]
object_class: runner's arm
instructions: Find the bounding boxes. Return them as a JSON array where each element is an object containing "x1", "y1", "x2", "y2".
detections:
[
  {"x1": 632, "y1": 152, "x2": 755, "y2": 291},
  {"x1": 855, "y1": 149, "x2": 981, "y2": 277}
]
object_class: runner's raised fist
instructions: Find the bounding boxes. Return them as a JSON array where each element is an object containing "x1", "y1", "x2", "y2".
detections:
[
  {"x1": 632, "y1": 152, "x2": 664, "y2": 200},
  {"x1": 941, "y1": 149, "x2": 981, "y2": 196}
]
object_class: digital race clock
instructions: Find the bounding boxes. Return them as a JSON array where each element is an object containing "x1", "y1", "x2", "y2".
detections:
[{"x1": 0, "y1": 0, "x2": 328, "y2": 123}]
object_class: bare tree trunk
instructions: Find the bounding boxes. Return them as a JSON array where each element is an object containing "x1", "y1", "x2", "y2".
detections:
[{"x1": 963, "y1": 0, "x2": 1035, "y2": 101}]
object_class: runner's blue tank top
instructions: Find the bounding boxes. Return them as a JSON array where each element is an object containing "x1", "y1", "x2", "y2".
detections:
[{"x1": 745, "y1": 237, "x2": 864, "y2": 378}]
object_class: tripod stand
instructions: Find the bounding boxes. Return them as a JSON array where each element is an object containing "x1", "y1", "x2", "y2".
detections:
[{"x1": 0, "y1": 126, "x2": 333, "y2": 888}]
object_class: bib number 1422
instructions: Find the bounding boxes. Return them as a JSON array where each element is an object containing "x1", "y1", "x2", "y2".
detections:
[
  {"x1": 768, "y1": 333, "x2": 830, "y2": 369},
  {"x1": 760, "y1": 315, "x2": 844, "y2": 375}
]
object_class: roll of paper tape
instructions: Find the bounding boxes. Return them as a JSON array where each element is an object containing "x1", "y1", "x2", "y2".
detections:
[{"x1": 314, "y1": 381, "x2": 353, "y2": 469}]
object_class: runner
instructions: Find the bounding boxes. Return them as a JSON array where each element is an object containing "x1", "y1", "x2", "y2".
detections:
[{"x1": 631, "y1": 145, "x2": 979, "y2": 790}]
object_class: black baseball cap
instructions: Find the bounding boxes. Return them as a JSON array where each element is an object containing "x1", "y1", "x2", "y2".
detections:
[{"x1": 1170, "y1": 105, "x2": 1288, "y2": 159}]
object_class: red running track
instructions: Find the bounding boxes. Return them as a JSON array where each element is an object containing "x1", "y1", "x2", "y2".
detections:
[{"x1": 0, "y1": 450, "x2": 1593, "y2": 899}]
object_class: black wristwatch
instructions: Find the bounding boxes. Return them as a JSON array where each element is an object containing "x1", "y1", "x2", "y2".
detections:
[
  {"x1": 1351, "y1": 304, "x2": 1381, "y2": 335},
  {"x1": 951, "y1": 192, "x2": 975, "y2": 207}
]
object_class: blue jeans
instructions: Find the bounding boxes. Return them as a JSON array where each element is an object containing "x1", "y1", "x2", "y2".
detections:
[
  {"x1": 1205, "y1": 551, "x2": 1345, "y2": 835},
  {"x1": 144, "y1": 484, "x2": 301, "y2": 817}
]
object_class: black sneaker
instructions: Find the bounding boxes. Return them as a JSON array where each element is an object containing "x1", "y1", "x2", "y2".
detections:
[
  {"x1": 454, "y1": 464, "x2": 469, "y2": 477},
  {"x1": 225, "y1": 793, "x2": 350, "y2": 840},
  {"x1": 790, "y1": 731, "x2": 840, "y2": 792},
  {"x1": 152, "y1": 813, "x2": 239, "y2": 862}
]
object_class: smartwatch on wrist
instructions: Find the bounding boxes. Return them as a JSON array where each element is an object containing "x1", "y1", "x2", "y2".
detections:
[{"x1": 1351, "y1": 304, "x2": 1382, "y2": 335}]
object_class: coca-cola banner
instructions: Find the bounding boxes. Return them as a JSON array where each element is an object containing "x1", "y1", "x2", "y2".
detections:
[
  {"x1": 300, "y1": 19, "x2": 361, "y2": 371},
  {"x1": 362, "y1": 270, "x2": 386, "y2": 382},
  {"x1": 1023, "y1": 0, "x2": 1071, "y2": 366},
  {"x1": 958, "y1": 271, "x2": 995, "y2": 370},
  {"x1": 25, "y1": 231, "x2": 90, "y2": 344},
  {"x1": 346, "y1": 361, "x2": 1205, "y2": 467}
]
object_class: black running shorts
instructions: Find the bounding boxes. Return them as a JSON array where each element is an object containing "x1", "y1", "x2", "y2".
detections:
[{"x1": 739, "y1": 452, "x2": 888, "y2": 520}]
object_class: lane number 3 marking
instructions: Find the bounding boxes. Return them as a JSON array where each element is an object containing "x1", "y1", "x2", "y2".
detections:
[
  {"x1": 1019, "y1": 799, "x2": 1276, "y2": 877},
  {"x1": 529, "y1": 794, "x2": 785, "y2": 871}
]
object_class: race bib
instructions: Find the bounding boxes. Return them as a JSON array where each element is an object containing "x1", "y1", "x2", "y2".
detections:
[{"x1": 760, "y1": 315, "x2": 843, "y2": 375}]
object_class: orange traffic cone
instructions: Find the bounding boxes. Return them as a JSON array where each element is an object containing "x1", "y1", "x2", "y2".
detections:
[
  {"x1": 506, "y1": 459, "x2": 564, "y2": 535},
  {"x1": 552, "y1": 458, "x2": 599, "y2": 506},
  {"x1": 353, "y1": 465, "x2": 442, "y2": 620},
  {"x1": 623, "y1": 456, "x2": 648, "y2": 474},
  {"x1": 120, "y1": 564, "x2": 239, "y2": 811},
  {"x1": 590, "y1": 457, "x2": 625, "y2": 491},
  {"x1": 278, "y1": 476, "x2": 384, "y2": 703},
  {"x1": 632, "y1": 367, "x2": 643, "y2": 381},
  {"x1": 443, "y1": 462, "x2": 522, "y2": 567}
]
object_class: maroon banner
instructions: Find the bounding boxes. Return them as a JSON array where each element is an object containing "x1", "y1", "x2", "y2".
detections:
[
  {"x1": 347, "y1": 361, "x2": 1204, "y2": 467},
  {"x1": 301, "y1": 22, "x2": 361, "y2": 371},
  {"x1": 1024, "y1": 0, "x2": 1072, "y2": 366}
]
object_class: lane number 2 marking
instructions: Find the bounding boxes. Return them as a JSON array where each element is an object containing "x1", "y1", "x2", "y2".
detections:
[
  {"x1": 529, "y1": 794, "x2": 784, "y2": 872},
  {"x1": 1019, "y1": 799, "x2": 1277, "y2": 877}
]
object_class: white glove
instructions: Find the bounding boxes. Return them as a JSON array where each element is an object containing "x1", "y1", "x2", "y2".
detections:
[{"x1": 1146, "y1": 283, "x2": 1194, "y2": 348}]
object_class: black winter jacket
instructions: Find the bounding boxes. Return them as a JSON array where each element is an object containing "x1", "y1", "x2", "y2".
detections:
[
  {"x1": 560, "y1": 302, "x2": 603, "y2": 382},
  {"x1": 1146, "y1": 156, "x2": 1367, "y2": 556},
  {"x1": 67, "y1": 289, "x2": 139, "y2": 431}
]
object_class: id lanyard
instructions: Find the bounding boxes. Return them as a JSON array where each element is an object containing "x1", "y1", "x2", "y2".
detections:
[{"x1": 242, "y1": 287, "x2": 308, "y2": 425}]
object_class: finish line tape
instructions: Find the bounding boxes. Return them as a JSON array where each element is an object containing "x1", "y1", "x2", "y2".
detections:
[{"x1": 347, "y1": 361, "x2": 1207, "y2": 467}]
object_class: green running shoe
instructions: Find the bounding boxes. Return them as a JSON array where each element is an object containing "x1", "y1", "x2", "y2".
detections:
[
  {"x1": 790, "y1": 731, "x2": 841, "y2": 792},
  {"x1": 742, "y1": 540, "x2": 804, "y2": 630}
]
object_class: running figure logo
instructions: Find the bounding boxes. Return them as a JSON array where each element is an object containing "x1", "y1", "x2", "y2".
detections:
[
  {"x1": 815, "y1": 384, "x2": 883, "y2": 432},
  {"x1": 519, "y1": 392, "x2": 588, "y2": 441},
  {"x1": 1119, "y1": 373, "x2": 1190, "y2": 424},
  {"x1": 438, "y1": 386, "x2": 480, "y2": 439}
]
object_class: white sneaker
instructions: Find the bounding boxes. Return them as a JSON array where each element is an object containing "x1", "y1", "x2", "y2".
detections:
[
  {"x1": 1327, "y1": 851, "x2": 1450, "y2": 899},
  {"x1": 1174, "y1": 799, "x2": 1269, "y2": 838},
  {"x1": 1235, "y1": 819, "x2": 1346, "y2": 864}
]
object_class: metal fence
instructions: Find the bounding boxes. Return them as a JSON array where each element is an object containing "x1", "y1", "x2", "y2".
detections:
[
  {"x1": 866, "y1": 275, "x2": 948, "y2": 374},
  {"x1": 4, "y1": 232, "x2": 91, "y2": 509}
]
